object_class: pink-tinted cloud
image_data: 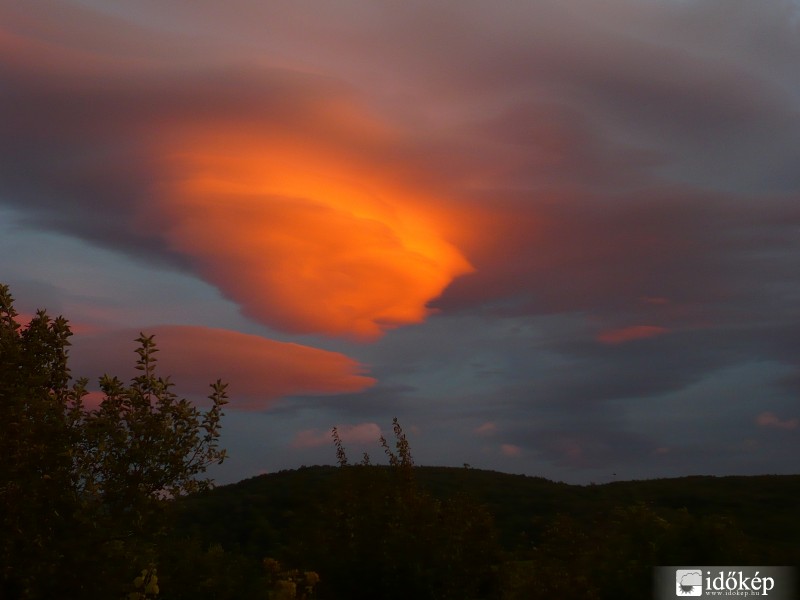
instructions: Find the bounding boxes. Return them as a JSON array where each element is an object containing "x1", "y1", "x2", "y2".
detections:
[
  {"x1": 474, "y1": 422, "x2": 497, "y2": 436},
  {"x1": 556, "y1": 439, "x2": 583, "y2": 463},
  {"x1": 70, "y1": 325, "x2": 375, "y2": 410},
  {"x1": 10, "y1": 312, "x2": 36, "y2": 328},
  {"x1": 292, "y1": 422, "x2": 382, "y2": 449},
  {"x1": 12, "y1": 311, "x2": 99, "y2": 335},
  {"x1": 597, "y1": 325, "x2": 669, "y2": 345},
  {"x1": 756, "y1": 412, "x2": 799, "y2": 430},
  {"x1": 80, "y1": 390, "x2": 105, "y2": 411},
  {"x1": 500, "y1": 443, "x2": 522, "y2": 457}
]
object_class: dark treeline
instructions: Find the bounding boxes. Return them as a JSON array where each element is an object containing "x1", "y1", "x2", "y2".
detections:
[{"x1": 170, "y1": 461, "x2": 800, "y2": 599}]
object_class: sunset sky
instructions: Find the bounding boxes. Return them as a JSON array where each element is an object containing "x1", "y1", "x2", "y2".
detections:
[{"x1": 2, "y1": 0, "x2": 799, "y2": 484}]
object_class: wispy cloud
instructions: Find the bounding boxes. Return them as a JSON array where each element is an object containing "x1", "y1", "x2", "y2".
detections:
[
  {"x1": 475, "y1": 422, "x2": 498, "y2": 436},
  {"x1": 292, "y1": 422, "x2": 382, "y2": 449},
  {"x1": 756, "y1": 412, "x2": 799, "y2": 431},
  {"x1": 597, "y1": 325, "x2": 669, "y2": 345},
  {"x1": 500, "y1": 444, "x2": 522, "y2": 458}
]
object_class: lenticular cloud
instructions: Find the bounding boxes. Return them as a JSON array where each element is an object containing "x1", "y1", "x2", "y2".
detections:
[
  {"x1": 151, "y1": 133, "x2": 473, "y2": 340},
  {"x1": 70, "y1": 325, "x2": 376, "y2": 410}
]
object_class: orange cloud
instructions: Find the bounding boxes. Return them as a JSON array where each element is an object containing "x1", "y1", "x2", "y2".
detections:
[
  {"x1": 3, "y1": 21, "x2": 476, "y2": 342},
  {"x1": 72, "y1": 325, "x2": 375, "y2": 410},
  {"x1": 755, "y1": 411, "x2": 798, "y2": 430},
  {"x1": 146, "y1": 123, "x2": 473, "y2": 340},
  {"x1": 292, "y1": 422, "x2": 382, "y2": 449},
  {"x1": 596, "y1": 325, "x2": 668, "y2": 345}
]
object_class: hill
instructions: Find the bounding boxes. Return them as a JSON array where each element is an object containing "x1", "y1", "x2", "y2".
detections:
[
  {"x1": 177, "y1": 465, "x2": 800, "y2": 550},
  {"x1": 165, "y1": 465, "x2": 800, "y2": 599}
]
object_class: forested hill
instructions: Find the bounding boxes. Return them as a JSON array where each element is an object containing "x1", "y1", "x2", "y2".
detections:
[
  {"x1": 178, "y1": 466, "x2": 800, "y2": 548},
  {"x1": 168, "y1": 465, "x2": 800, "y2": 599}
]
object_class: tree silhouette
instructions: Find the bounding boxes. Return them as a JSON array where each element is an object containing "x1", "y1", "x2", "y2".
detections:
[{"x1": 0, "y1": 283, "x2": 227, "y2": 598}]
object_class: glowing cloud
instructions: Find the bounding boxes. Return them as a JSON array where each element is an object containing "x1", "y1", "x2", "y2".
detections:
[
  {"x1": 596, "y1": 325, "x2": 668, "y2": 345},
  {"x1": 71, "y1": 325, "x2": 375, "y2": 410},
  {"x1": 148, "y1": 128, "x2": 473, "y2": 340},
  {"x1": 2, "y1": 20, "x2": 474, "y2": 342}
]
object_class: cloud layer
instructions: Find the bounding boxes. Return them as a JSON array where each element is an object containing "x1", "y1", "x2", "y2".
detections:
[
  {"x1": 70, "y1": 326, "x2": 375, "y2": 410},
  {"x1": 0, "y1": 4, "x2": 473, "y2": 339},
  {"x1": 2, "y1": 0, "x2": 799, "y2": 482}
]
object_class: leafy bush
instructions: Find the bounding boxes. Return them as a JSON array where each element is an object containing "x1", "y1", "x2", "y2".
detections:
[{"x1": 0, "y1": 284, "x2": 227, "y2": 598}]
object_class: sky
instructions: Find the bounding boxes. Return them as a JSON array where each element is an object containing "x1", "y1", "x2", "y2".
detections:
[{"x1": 1, "y1": 0, "x2": 799, "y2": 485}]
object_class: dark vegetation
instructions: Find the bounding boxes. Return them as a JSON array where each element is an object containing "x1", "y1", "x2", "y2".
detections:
[
  {"x1": 0, "y1": 284, "x2": 226, "y2": 599},
  {"x1": 2, "y1": 282, "x2": 798, "y2": 599},
  {"x1": 173, "y1": 465, "x2": 800, "y2": 599}
]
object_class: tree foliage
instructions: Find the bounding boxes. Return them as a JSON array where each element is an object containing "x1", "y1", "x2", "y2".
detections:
[
  {"x1": 312, "y1": 419, "x2": 500, "y2": 600},
  {"x1": 0, "y1": 284, "x2": 227, "y2": 598}
]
